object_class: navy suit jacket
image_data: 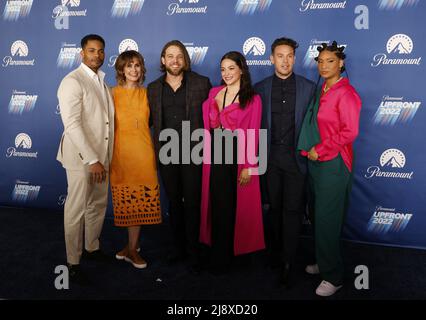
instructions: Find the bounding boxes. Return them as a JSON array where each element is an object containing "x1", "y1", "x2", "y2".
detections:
[{"x1": 255, "y1": 73, "x2": 315, "y2": 203}]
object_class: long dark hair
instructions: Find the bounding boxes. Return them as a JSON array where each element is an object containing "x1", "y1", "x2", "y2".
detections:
[{"x1": 220, "y1": 51, "x2": 255, "y2": 109}]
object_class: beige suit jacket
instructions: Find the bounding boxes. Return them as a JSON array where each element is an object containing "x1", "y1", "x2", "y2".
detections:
[{"x1": 57, "y1": 65, "x2": 114, "y2": 170}]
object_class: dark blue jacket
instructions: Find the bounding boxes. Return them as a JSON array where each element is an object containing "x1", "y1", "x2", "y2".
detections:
[{"x1": 255, "y1": 74, "x2": 315, "y2": 204}]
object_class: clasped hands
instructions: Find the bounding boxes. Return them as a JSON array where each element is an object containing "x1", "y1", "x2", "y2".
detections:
[{"x1": 307, "y1": 147, "x2": 319, "y2": 161}]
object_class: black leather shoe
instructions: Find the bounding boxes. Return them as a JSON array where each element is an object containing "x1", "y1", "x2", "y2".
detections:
[
  {"x1": 83, "y1": 249, "x2": 112, "y2": 262},
  {"x1": 68, "y1": 264, "x2": 91, "y2": 286},
  {"x1": 280, "y1": 263, "x2": 293, "y2": 288}
]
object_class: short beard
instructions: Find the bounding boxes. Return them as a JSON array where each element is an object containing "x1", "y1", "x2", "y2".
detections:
[{"x1": 166, "y1": 66, "x2": 184, "y2": 76}]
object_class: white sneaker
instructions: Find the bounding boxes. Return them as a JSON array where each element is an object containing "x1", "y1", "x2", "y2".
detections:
[
  {"x1": 305, "y1": 264, "x2": 320, "y2": 275},
  {"x1": 115, "y1": 246, "x2": 140, "y2": 260},
  {"x1": 315, "y1": 280, "x2": 342, "y2": 297}
]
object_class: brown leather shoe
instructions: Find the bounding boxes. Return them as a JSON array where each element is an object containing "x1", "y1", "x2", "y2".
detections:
[
  {"x1": 115, "y1": 245, "x2": 141, "y2": 260},
  {"x1": 124, "y1": 251, "x2": 147, "y2": 269}
]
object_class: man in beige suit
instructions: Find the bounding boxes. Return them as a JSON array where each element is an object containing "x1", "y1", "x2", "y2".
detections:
[{"x1": 57, "y1": 34, "x2": 114, "y2": 284}]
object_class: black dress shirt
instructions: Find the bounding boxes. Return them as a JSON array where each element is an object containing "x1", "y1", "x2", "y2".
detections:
[
  {"x1": 270, "y1": 73, "x2": 296, "y2": 151},
  {"x1": 161, "y1": 74, "x2": 187, "y2": 132}
]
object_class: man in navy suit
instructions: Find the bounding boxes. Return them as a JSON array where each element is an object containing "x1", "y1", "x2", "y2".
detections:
[{"x1": 255, "y1": 37, "x2": 315, "y2": 287}]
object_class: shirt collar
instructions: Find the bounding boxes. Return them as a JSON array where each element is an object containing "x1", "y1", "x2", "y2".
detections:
[
  {"x1": 81, "y1": 63, "x2": 106, "y2": 83},
  {"x1": 273, "y1": 72, "x2": 295, "y2": 84},
  {"x1": 161, "y1": 71, "x2": 187, "y2": 85}
]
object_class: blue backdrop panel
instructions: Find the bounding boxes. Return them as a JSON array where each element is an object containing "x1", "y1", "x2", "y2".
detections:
[{"x1": 1, "y1": 0, "x2": 425, "y2": 249}]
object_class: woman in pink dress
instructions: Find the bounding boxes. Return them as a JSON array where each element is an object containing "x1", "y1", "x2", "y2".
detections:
[{"x1": 199, "y1": 51, "x2": 265, "y2": 273}]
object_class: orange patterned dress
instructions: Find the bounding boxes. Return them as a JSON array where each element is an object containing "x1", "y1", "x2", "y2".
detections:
[{"x1": 110, "y1": 86, "x2": 161, "y2": 227}]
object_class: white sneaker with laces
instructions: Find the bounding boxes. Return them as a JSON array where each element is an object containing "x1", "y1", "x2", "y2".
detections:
[
  {"x1": 305, "y1": 264, "x2": 320, "y2": 275},
  {"x1": 315, "y1": 280, "x2": 342, "y2": 297}
]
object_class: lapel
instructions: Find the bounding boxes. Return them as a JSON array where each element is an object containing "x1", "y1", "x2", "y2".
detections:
[
  {"x1": 77, "y1": 66, "x2": 108, "y2": 114},
  {"x1": 294, "y1": 74, "x2": 304, "y2": 130},
  {"x1": 185, "y1": 72, "x2": 191, "y2": 119},
  {"x1": 155, "y1": 79, "x2": 163, "y2": 130},
  {"x1": 264, "y1": 76, "x2": 273, "y2": 130}
]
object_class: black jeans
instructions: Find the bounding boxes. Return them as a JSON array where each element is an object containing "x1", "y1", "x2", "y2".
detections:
[{"x1": 266, "y1": 150, "x2": 307, "y2": 265}]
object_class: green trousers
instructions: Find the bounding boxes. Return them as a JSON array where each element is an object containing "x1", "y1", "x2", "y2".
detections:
[{"x1": 308, "y1": 154, "x2": 351, "y2": 285}]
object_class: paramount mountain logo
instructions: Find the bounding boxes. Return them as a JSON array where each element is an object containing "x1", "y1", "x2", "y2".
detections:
[
  {"x1": 111, "y1": 0, "x2": 144, "y2": 18},
  {"x1": 378, "y1": 0, "x2": 419, "y2": 10},
  {"x1": 5, "y1": 133, "x2": 38, "y2": 158},
  {"x1": 108, "y1": 39, "x2": 139, "y2": 67},
  {"x1": 118, "y1": 39, "x2": 139, "y2": 53},
  {"x1": 234, "y1": 0, "x2": 272, "y2": 15},
  {"x1": 364, "y1": 148, "x2": 413, "y2": 180},
  {"x1": 387, "y1": 34, "x2": 413, "y2": 54},
  {"x1": 52, "y1": 0, "x2": 87, "y2": 18},
  {"x1": 184, "y1": 42, "x2": 208, "y2": 65},
  {"x1": 243, "y1": 37, "x2": 271, "y2": 66},
  {"x1": 3, "y1": 0, "x2": 33, "y2": 21},
  {"x1": 367, "y1": 206, "x2": 413, "y2": 234},
  {"x1": 57, "y1": 43, "x2": 82, "y2": 68},
  {"x1": 2, "y1": 40, "x2": 35, "y2": 67},
  {"x1": 371, "y1": 34, "x2": 421, "y2": 67},
  {"x1": 373, "y1": 95, "x2": 421, "y2": 126},
  {"x1": 8, "y1": 90, "x2": 38, "y2": 115}
]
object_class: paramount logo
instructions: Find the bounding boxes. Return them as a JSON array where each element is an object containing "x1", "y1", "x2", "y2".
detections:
[
  {"x1": 243, "y1": 37, "x2": 272, "y2": 66},
  {"x1": 299, "y1": 0, "x2": 347, "y2": 12},
  {"x1": 371, "y1": 34, "x2": 421, "y2": 67},
  {"x1": 52, "y1": 0, "x2": 87, "y2": 18},
  {"x1": 364, "y1": 148, "x2": 413, "y2": 180},
  {"x1": 166, "y1": 0, "x2": 207, "y2": 16},
  {"x1": 5, "y1": 133, "x2": 38, "y2": 159},
  {"x1": 2, "y1": 40, "x2": 35, "y2": 67}
]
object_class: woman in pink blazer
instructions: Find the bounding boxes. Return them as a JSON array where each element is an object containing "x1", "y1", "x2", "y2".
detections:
[
  {"x1": 199, "y1": 51, "x2": 265, "y2": 274},
  {"x1": 299, "y1": 41, "x2": 361, "y2": 296}
]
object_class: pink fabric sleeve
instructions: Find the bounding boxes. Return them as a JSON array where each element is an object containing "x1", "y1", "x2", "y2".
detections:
[
  {"x1": 209, "y1": 100, "x2": 220, "y2": 129},
  {"x1": 315, "y1": 91, "x2": 361, "y2": 159}
]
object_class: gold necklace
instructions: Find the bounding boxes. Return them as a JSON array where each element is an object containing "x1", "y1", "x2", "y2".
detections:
[{"x1": 324, "y1": 77, "x2": 343, "y2": 93}]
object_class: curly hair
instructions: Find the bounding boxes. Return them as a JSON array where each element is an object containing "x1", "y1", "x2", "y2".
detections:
[
  {"x1": 115, "y1": 50, "x2": 146, "y2": 86},
  {"x1": 220, "y1": 51, "x2": 255, "y2": 109}
]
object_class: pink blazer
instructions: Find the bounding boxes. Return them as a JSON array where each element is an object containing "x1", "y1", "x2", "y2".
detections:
[{"x1": 199, "y1": 86, "x2": 265, "y2": 255}]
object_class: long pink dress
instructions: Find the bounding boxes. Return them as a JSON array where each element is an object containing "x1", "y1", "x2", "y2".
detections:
[{"x1": 199, "y1": 86, "x2": 265, "y2": 255}]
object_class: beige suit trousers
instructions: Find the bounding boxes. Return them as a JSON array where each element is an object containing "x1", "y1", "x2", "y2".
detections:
[{"x1": 64, "y1": 169, "x2": 108, "y2": 265}]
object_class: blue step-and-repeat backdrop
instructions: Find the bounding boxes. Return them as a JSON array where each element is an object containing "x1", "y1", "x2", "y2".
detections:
[{"x1": 1, "y1": 0, "x2": 425, "y2": 249}]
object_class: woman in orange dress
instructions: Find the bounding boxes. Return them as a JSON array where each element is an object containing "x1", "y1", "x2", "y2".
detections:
[{"x1": 110, "y1": 50, "x2": 161, "y2": 269}]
